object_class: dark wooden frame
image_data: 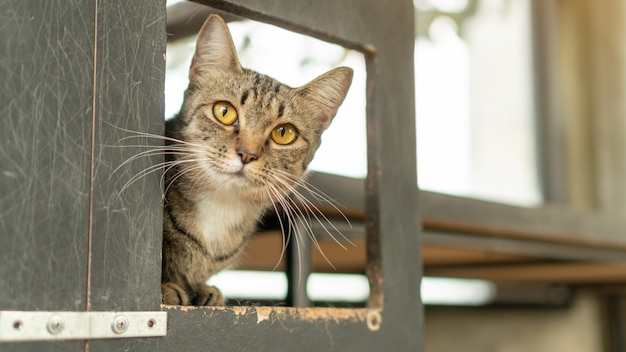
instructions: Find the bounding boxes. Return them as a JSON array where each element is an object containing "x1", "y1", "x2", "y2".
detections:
[
  {"x1": 159, "y1": 0, "x2": 422, "y2": 350},
  {"x1": 1, "y1": 0, "x2": 423, "y2": 351}
]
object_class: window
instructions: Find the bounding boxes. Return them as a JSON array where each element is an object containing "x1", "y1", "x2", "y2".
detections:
[{"x1": 416, "y1": 0, "x2": 541, "y2": 206}]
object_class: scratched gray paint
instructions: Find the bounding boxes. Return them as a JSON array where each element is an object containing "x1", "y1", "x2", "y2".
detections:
[
  {"x1": 0, "y1": 1, "x2": 93, "y2": 351},
  {"x1": 0, "y1": 0, "x2": 93, "y2": 311},
  {"x1": 88, "y1": 0, "x2": 165, "y2": 311},
  {"x1": 87, "y1": 1, "x2": 166, "y2": 350}
]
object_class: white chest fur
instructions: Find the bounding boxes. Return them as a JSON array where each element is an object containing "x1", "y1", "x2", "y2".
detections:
[{"x1": 194, "y1": 192, "x2": 261, "y2": 245}]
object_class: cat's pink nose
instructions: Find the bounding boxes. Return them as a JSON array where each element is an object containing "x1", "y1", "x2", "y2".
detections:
[{"x1": 236, "y1": 148, "x2": 258, "y2": 164}]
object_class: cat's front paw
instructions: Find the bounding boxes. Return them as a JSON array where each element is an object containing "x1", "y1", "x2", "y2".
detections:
[
  {"x1": 191, "y1": 284, "x2": 225, "y2": 306},
  {"x1": 161, "y1": 282, "x2": 190, "y2": 305}
]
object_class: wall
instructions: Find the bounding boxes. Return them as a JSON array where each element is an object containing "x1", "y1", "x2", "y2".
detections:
[{"x1": 424, "y1": 290, "x2": 604, "y2": 352}]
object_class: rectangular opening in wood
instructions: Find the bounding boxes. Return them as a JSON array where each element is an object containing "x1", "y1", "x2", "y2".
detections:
[{"x1": 162, "y1": 1, "x2": 377, "y2": 311}]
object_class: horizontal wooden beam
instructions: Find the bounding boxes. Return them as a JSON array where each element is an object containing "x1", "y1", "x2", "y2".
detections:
[
  {"x1": 242, "y1": 231, "x2": 626, "y2": 284},
  {"x1": 301, "y1": 172, "x2": 626, "y2": 251},
  {"x1": 166, "y1": 2, "x2": 244, "y2": 42},
  {"x1": 425, "y1": 263, "x2": 626, "y2": 283}
]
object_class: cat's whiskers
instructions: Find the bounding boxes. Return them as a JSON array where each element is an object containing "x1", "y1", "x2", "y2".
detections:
[
  {"x1": 120, "y1": 157, "x2": 209, "y2": 198},
  {"x1": 115, "y1": 147, "x2": 199, "y2": 180},
  {"x1": 112, "y1": 128, "x2": 228, "y2": 198},
  {"x1": 185, "y1": 159, "x2": 225, "y2": 195},
  {"x1": 163, "y1": 160, "x2": 217, "y2": 198},
  {"x1": 260, "y1": 181, "x2": 292, "y2": 272},
  {"x1": 260, "y1": 171, "x2": 339, "y2": 271},
  {"x1": 121, "y1": 143, "x2": 199, "y2": 172},
  {"x1": 271, "y1": 168, "x2": 352, "y2": 227},
  {"x1": 268, "y1": 170, "x2": 355, "y2": 249},
  {"x1": 114, "y1": 127, "x2": 208, "y2": 150},
  {"x1": 263, "y1": 180, "x2": 308, "y2": 281},
  {"x1": 111, "y1": 127, "x2": 212, "y2": 195},
  {"x1": 286, "y1": 191, "x2": 337, "y2": 270}
]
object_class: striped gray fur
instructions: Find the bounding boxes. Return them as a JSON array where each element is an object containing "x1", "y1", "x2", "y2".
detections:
[{"x1": 160, "y1": 15, "x2": 352, "y2": 306}]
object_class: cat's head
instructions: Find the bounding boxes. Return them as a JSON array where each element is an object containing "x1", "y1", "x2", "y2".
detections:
[{"x1": 169, "y1": 15, "x2": 353, "y2": 204}]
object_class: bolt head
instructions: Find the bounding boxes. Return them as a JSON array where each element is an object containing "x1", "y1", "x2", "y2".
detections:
[
  {"x1": 111, "y1": 315, "x2": 129, "y2": 334},
  {"x1": 46, "y1": 315, "x2": 65, "y2": 335}
]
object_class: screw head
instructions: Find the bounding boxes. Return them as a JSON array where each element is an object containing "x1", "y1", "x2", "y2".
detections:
[
  {"x1": 111, "y1": 315, "x2": 129, "y2": 334},
  {"x1": 47, "y1": 315, "x2": 65, "y2": 335}
]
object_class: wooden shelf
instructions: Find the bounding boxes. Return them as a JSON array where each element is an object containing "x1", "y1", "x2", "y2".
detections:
[
  {"x1": 425, "y1": 263, "x2": 626, "y2": 283},
  {"x1": 239, "y1": 231, "x2": 626, "y2": 283},
  {"x1": 240, "y1": 172, "x2": 626, "y2": 284}
]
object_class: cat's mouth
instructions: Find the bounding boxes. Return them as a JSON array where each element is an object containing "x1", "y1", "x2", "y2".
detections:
[
  {"x1": 204, "y1": 156, "x2": 260, "y2": 187},
  {"x1": 216, "y1": 162, "x2": 251, "y2": 180},
  {"x1": 232, "y1": 168, "x2": 247, "y2": 178},
  {"x1": 212, "y1": 156, "x2": 244, "y2": 174}
]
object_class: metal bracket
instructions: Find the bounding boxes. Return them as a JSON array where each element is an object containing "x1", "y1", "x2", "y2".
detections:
[{"x1": 0, "y1": 311, "x2": 167, "y2": 342}]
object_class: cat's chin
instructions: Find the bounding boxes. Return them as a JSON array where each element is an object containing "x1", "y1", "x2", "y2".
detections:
[
  {"x1": 216, "y1": 167, "x2": 250, "y2": 182},
  {"x1": 206, "y1": 168, "x2": 261, "y2": 192},
  {"x1": 229, "y1": 168, "x2": 247, "y2": 178},
  {"x1": 207, "y1": 159, "x2": 253, "y2": 180}
]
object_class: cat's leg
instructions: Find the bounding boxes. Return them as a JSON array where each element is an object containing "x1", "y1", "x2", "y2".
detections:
[
  {"x1": 161, "y1": 282, "x2": 191, "y2": 305},
  {"x1": 190, "y1": 283, "x2": 225, "y2": 306}
]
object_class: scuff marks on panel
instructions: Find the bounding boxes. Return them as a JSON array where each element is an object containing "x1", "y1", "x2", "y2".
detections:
[
  {"x1": 0, "y1": 0, "x2": 94, "y2": 312},
  {"x1": 87, "y1": 0, "x2": 166, "y2": 316}
]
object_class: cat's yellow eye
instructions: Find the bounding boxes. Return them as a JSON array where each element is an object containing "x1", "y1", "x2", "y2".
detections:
[
  {"x1": 212, "y1": 101, "x2": 238, "y2": 125},
  {"x1": 271, "y1": 124, "x2": 298, "y2": 145}
]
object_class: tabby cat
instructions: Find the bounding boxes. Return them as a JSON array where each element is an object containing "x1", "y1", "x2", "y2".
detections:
[{"x1": 161, "y1": 15, "x2": 353, "y2": 306}]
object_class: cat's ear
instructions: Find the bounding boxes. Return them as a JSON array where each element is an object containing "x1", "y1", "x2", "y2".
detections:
[
  {"x1": 296, "y1": 67, "x2": 353, "y2": 130},
  {"x1": 190, "y1": 15, "x2": 243, "y2": 81}
]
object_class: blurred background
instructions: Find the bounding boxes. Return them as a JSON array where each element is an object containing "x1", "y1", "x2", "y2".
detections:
[{"x1": 165, "y1": 0, "x2": 626, "y2": 351}]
